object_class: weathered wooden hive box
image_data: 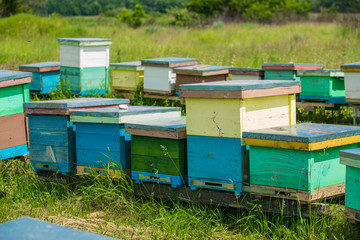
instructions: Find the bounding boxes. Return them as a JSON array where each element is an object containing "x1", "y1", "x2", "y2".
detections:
[
  {"x1": 262, "y1": 63, "x2": 323, "y2": 80},
  {"x1": 230, "y1": 68, "x2": 264, "y2": 80},
  {"x1": 173, "y1": 64, "x2": 229, "y2": 95},
  {"x1": 180, "y1": 80, "x2": 301, "y2": 195},
  {"x1": 111, "y1": 61, "x2": 144, "y2": 91},
  {"x1": 69, "y1": 106, "x2": 182, "y2": 177},
  {"x1": 58, "y1": 38, "x2": 112, "y2": 95},
  {"x1": 24, "y1": 98, "x2": 128, "y2": 174},
  {"x1": 340, "y1": 62, "x2": 360, "y2": 103},
  {"x1": 142, "y1": 57, "x2": 198, "y2": 95},
  {"x1": 0, "y1": 70, "x2": 32, "y2": 160},
  {"x1": 19, "y1": 62, "x2": 60, "y2": 94},
  {"x1": 340, "y1": 148, "x2": 360, "y2": 222},
  {"x1": 125, "y1": 116, "x2": 186, "y2": 188},
  {"x1": 0, "y1": 217, "x2": 117, "y2": 240},
  {"x1": 243, "y1": 123, "x2": 360, "y2": 202}
]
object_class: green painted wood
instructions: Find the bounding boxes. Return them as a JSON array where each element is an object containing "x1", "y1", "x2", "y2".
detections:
[
  {"x1": 0, "y1": 84, "x2": 29, "y2": 117},
  {"x1": 58, "y1": 38, "x2": 112, "y2": 46},
  {"x1": 345, "y1": 166, "x2": 360, "y2": 210},
  {"x1": 249, "y1": 143, "x2": 357, "y2": 193},
  {"x1": 299, "y1": 76, "x2": 345, "y2": 98},
  {"x1": 131, "y1": 135, "x2": 186, "y2": 176},
  {"x1": 243, "y1": 123, "x2": 360, "y2": 143},
  {"x1": 264, "y1": 70, "x2": 296, "y2": 80},
  {"x1": 179, "y1": 79, "x2": 300, "y2": 91}
]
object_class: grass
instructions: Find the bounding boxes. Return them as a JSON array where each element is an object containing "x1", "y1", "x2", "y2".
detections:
[{"x1": 0, "y1": 13, "x2": 359, "y2": 239}]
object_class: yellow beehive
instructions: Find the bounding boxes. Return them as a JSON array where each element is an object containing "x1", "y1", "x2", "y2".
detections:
[{"x1": 111, "y1": 61, "x2": 144, "y2": 91}]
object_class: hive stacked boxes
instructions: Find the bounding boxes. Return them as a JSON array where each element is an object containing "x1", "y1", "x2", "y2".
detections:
[
  {"x1": 262, "y1": 63, "x2": 323, "y2": 80},
  {"x1": 142, "y1": 57, "x2": 198, "y2": 95},
  {"x1": 229, "y1": 68, "x2": 264, "y2": 80},
  {"x1": 173, "y1": 64, "x2": 229, "y2": 95},
  {"x1": 340, "y1": 148, "x2": 360, "y2": 223},
  {"x1": 125, "y1": 117, "x2": 187, "y2": 188},
  {"x1": 243, "y1": 123, "x2": 360, "y2": 201},
  {"x1": 24, "y1": 98, "x2": 129, "y2": 174},
  {"x1": 179, "y1": 80, "x2": 301, "y2": 195},
  {"x1": 19, "y1": 62, "x2": 60, "y2": 94},
  {"x1": 69, "y1": 106, "x2": 181, "y2": 176},
  {"x1": 110, "y1": 61, "x2": 144, "y2": 91},
  {"x1": 341, "y1": 62, "x2": 360, "y2": 104},
  {"x1": 296, "y1": 69, "x2": 346, "y2": 104},
  {"x1": 0, "y1": 70, "x2": 32, "y2": 160},
  {"x1": 58, "y1": 38, "x2": 112, "y2": 95}
]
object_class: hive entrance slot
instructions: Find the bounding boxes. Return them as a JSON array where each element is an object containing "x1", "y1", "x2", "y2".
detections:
[
  {"x1": 274, "y1": 190, "x2": 291, "y2": 196},
  {"x1": 150, "y1": 176, "x2": 160, "y2": 180},
  {"x1": 205, "y1": 182, "x2": 222, "y2": 187}
]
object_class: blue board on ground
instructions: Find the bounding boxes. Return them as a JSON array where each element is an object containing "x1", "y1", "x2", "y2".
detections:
[
  {"x1": 0, "y1": 70, "x2": 32, "y2": 82},
  {"x1": 0, "y1": 144, "x2": 28, "y2": 160},
  {"x1": 0, "y1": 217, "x2": 116, "y2": 240},
  {"x1": 132, "y1": 170, "x2": 186, "y2": 188},
  {"x1": 187, "y1": 135, "x2": 245, "y2": 196},
  {"x1": 242, "y1": 123, "x2": 360, "y2": 143}
]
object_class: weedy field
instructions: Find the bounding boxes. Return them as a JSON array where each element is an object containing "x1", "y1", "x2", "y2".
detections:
[{"x1": 0, "y1": 14, "x2": 359, "y2": 239}]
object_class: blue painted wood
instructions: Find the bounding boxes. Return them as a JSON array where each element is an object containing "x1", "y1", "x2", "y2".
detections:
[
  {"x1": 340, "y1": 148, "x2": 360, "y2": 160},
  {"x1": 187, "y1": 135, "x2": 244, "y2": 195},
  {"x1": 28, "y1": 115, "x2": 75, "y2": 174},
  {"x1": 29, "y1": 71, "x2": 60, "y2": 93},
  {"x1": 75, "y1": 122, "x2": 131, "y2": 172},
  {"x1": 141, "y1": 57, "x2": 198, "y2": 66},
  {"x1": 110, "y1": 61, "x2": 143, "y2": 71},
  {"x1": 243, "y1": 123, "x2": 360, "y2": 143},
  {"x1": 0, "y1": 217, "x2": 116, "y2": 240},
  {"x1": 0, "y1": 70, "x2": 32, "y2": 82},
  {"x1": 24, "y1": 98, "x2": 129, "y2": 109},
  {"x1": 19, "y1": 62, "x2": 60, "y2": 72},
  {"x1": 179, "y1": 80, "x2": 300, "y2": 91},
  {"x1": 173, "y1": 65, "x2": 229, "y2": 74},
  {"x1": 0, "y1": 144, "x2": 28, "y2": 160},
  {"x1": 300, "y1": 95, "x2": 347, "y2": 104},
  {"x1": 132, "y1": 170, "x2": 186, "y2": 188},
  {"x1": 341, "y1": 62, "x2": 360, "y2": 70},
  {"x1": 70, "y1": 106, "x2": 181, "y2": 118},
  {"x1": 188, "y1": 177, "x2": 243, "y2": 196},
  {"x1": 124, "y1": 116, "x2": 186, "y2": 133}
]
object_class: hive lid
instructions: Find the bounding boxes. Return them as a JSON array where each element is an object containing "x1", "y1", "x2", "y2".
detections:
[
  {"x1": 296, "y1": 69, "x2": 344, "y2": 77},
  {"x1": 141, "y1": 57, "x2": 198, "y2": 68},
  {"x1": 69, "y1": 106, "x2": 182, "y2": 124},
  {"x1": 243, "y1": 123, "x2": 360, "y2": 151},
  {"x1": 125, "y1": 116, "x2": 186, "y2": 139},
  {"x1": 229, "y1": 68, "x2": 264, "y2": 76},
  {"x1": 0, "y1": 217, "x2": 116, "y2": 240},
  {"x1": 58, "y1": 38, "x2": 112, "y2": 46},
  {"x1": 19, "y1": 62, "x2": 60, "y2": 72},
  {"x1": 179, "y1": 80, "x2": 301, "y2": 99},
  {"x1": 173, "y1": 65, "x2": 229, "y2": 76},
  {"x1": 110, "y1": 61, "x2": 144, "y2": 71},
  {"x1": 340, "y1": 148, "x2": 360, "y2": 168},
  {"x1": 341, "y1": 62, "x2": 360, "y2": 72},
  {"x1": 24, "y1": 98, "x2": 129, "y2": 115},
  {"x1": 262, "y1": 63, "x2": 324, "y2": 71},
  {"x1": 0, "y1": 70, "x2": 32, "y2": 88}
]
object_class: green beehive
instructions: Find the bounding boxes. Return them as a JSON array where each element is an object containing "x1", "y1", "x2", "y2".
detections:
[{"x1": 262, "y1": 63, "x2": 323, "y2": 80}]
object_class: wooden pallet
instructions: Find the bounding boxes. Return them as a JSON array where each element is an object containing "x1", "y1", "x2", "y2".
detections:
[{"x1": 243, "y1": 183, "x2": 345, "y2": 203}]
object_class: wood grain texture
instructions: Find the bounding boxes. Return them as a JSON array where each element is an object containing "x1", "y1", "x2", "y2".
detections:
[
  {"x1": 175, "y1": 74, "x2": 228, "y2": 92},
  {"x1": 0, "y1": 113, "x2": 27, "y2": 149},
  {"x1": 0, "y1": 84, "x2": 29, "y2": 117},
  {"x1": 19, "y1": 62, "x2": 60, "y2": 72}
]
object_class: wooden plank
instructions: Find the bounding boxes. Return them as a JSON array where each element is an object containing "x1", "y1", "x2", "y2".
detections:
[
  {"x1": 133, "y1": 182, "x2": 331, "y2": 218},
  {"x1": 344, "y1": 72, "x2": 360, "y2": 100},
  {"x1": 19, "y1": 62, "x2": 60, "y2": 72},
  {"x1": 262, "y1": 63, "x2": 323, "y2": 71},
  {"x1": 229, "y1": 68, "x2": 264, "y2": 76},
  {"x1": 344, "y1": 166, "x2": 360, "y2": 210},
  {"x1": 340, "y1": 148, "x2": 360, "y2": 160},
  {"x1": 125, "y1": 128, "x2": 186, "y2": 139},
  {"x1": 143, "y1": 66, "x2": 176, "y2": 93},
  {"x1": 345, "y1": 207, "x2": 360, "y2": 222},
  {"x1": 0, "y1": 77, "x2": 32, "y2": 88},
  {"x1": 341, "y1": 61, "x2": 360, "y2": 72},
  {"x1": 173, "y1": 65, "x2": 229, "y2": 76},
  {"x1": 340, "y1": 157, "x2": 360, "y2": 168},
  {"x1": 58, "y1": 37, "x2": 112, "y2": 47},
  {"x1": 0, "y1": 70, "x2": 32, "y2": 83},
  {"x1": 0, "y1": 144, "x2": 28, "y2": 160},
  {"x1": 296, "y1": 69, "x2": 344, "y2": 77},
  {"x1": 0, "y1": 113, "x2": 27, "y2": 149},
  {"x1": 141, "y1": 57, "x2": 198, "y2": 68},
  {"x1": 110, "y1": 61, "x2": 143, "y2": 71},
  {"x1": 24, "y1": 105, "x2": 119, "y2": 116},
  {"x1": 296, "y1": 101, "x2": 335, "y2": 110},
  {"x1": 176, "y1": 74, "x2": 228, "y2": 93},
  {"x1": 0, "y1": 84, "x2": 29, "y2": 117}
]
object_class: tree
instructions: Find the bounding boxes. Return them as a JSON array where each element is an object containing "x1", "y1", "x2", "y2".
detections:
[{"x1": 1, "y1": 0, "x2": 19, "y2": 17}]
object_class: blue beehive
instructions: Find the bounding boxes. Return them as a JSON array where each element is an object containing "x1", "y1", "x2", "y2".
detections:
[
  {"x1": 69, "y1": 106, "x2": 182, "y2": 177},
  {"x1": 19, "y1": 62, "x2": 60, "y2": 94},
  {"x1": 24, "y1": 98, "x2": 129, "y2": 174}
]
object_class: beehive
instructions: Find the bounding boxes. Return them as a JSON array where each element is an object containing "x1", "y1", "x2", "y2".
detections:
[
  {"x1": 229, "y1": 68, "x2": 264, "y2": 80},
  {"x1": 341, "y1": 62, "x2": 360, "y2": 103},
  {"x1": 58, "y1": 38, "x2": 112, "y2": 95},
  {"x1": 125, "y1": 117, "x2": 186, "y2": 187},
  {"x1": 340, "y1": 148, "x2": 360, "y2": 222},
  {"x1": 296, "y1": 69, "x2": 345, "y2": 103},
  {"x1": 0, "y1": 70, "x2": 32, "y2": 160},
  {"x1": 173, "y1": 65, "x2": 229, "y2": 95},
  {"x1": 19, "y1": 62, "x2": 60, "y2": 94},
  {"x1": 24, "y1": 98, "x2": 129, "y2": 174},
  {"x1": 111, "y1": 61, "x2": 144, "y2": 91},
  {"x1": 243, "y1": 123, "x2": 360, "y2": 202},
  {"x1": 69, "y1": 106, "x2": 182, "y2": 176},
  {"x1": 142, "y1": 57, "x2": 198, "y2": 95},
  {"x1": 180, "y1": 80, "x2": 301, "y2": 195},
  {"x1": 262, "y1": 63, "x2": 323, "y2": 80}
]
